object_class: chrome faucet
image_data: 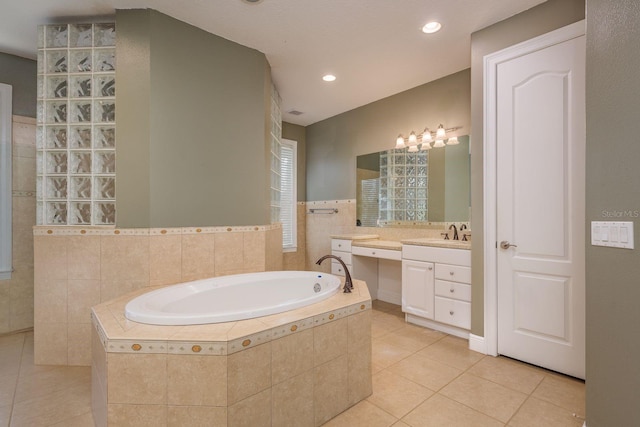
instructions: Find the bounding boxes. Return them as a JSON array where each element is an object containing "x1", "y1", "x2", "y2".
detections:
[
  {"x1": 449, "y1": 224, "x2": 459, "y2": 241},
  {"x1": 316, "y1": 255, "x2": 353, "y2": 293}
]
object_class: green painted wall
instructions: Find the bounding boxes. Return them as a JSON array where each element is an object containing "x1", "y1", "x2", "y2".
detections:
[
  {"x1": 0, "y1": 52, "x2": 36, "y2": 117},
  {"x1": 116, "y1": 9, "x2": 271, "y2": 228},
  {"x1": 305, "y1": 69, "x2": 471, "y2": 202},
  {"x1": 585, "y1": 1, "x2": 640, "y2": 425},
  {"x1": 469, "y1": 0, "x2": 585, "y2": 336}
]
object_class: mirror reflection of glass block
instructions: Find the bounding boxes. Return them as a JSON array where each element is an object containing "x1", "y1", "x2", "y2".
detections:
[
  {"x1": 94, "y1": 152, "x2": 115, "y2": 174},
  {"x1": 46, "y1": 101, "x2": 67, "y2": 123},
  {"x1": 47, "y1": 177, "x2": 68, "y2": 199},
  {"x1": 394, "y1": 210, "x2": 404, "y2": 221},
  {"x1": 379, "y1": 177, "x2": 387, "y2": 187},
  {"x1": 36, "y1": 152, "x2": 43, "y2": 175},
  {"x1": 46, "y1": 202, "x2": 68, "y2": 225},
  {"x1": 70, "y1": 24, "x2": 92, "y2": 47},
  {"x1": 70, "y1": 152, "x2": 92, "y2": 174},
  {"x1": 37, "y1": 51, "x2": 44, "y2": 74},
  {"x1": 417, "y1": 200, "x2": 427, "y2": 211},
  {"x1": 94, "y1": 49, "x2": 115, "y2": 71},
  {"x1": 71, "y1": 177, "x2": 92, "y2": 199},
  {"x1": 94, "y1": 24, "x2": 116, "y2": 47},
  {"x1": 94, "y1": 126, "x2": 115, "y2": 148},
  {"x1": 46, "y1": 126, "x2": 68, "y2": 148},
  {"x1": 46, "y1": 25, "x2": 68, "y2": 48},
  {"x1": 406, "y1": 210, "x2": 415, "y2": 220},
  {"x1": 380, "y1": 154, "x2": 388, "y2": 167},
  {"x1": 37, "y1": 26, "x2": 45, "y2": 49},
  {"x1": 69, "y1": 126, "x2": 92, "y2": 149},
  {"x1": 94, "y1": 100, "x2": 115, "y2": 122},
  {"x1": 94, "y1": 75, "x2": 115, "y2": 97},
  {"x1": 70, "y1": 101, "x2": 92, "y2": 122},
  {"x1": 417, "y1": 188, "x2": 427, "y2": 199},
  {"x1": 394, "y1": 177, "x2": 405, "y2": 187},
  {"x1": 394, "y1": 166, "x2": 405, "y2": 176},
  {"x1": 417, "y1": 210, "x2": 426, "y2": 221},
  {"x1": 37, "y1": 202, "x2": 43, "y2": 224},
  {"x1": 37, "y1": 76, "x2": 44, "y2": 99},
  {"x1": 417, "y1": 166, "x2": 427, "y2": 177},
  {"x1": 70, "y1": 76, "x2": 91, "y2": 97},
  {"x1": 380, "y1": 199, "x2": 387, "y2": 210},
  {"x1": 46, "y1": 76, "x2": 67, "y2": 99},
  {"x1": 36, "y1": 177, "x2": 42, "y2": 198},
  {"x1": 406, "y1": 154, "x2": 417, "y2": 164},
  {"x1": 407, "y1": 176, "x2": 416, "y2": 188},
  {"x1": 36, "y1": 126, "x2": 44, "y2": 149},
  {"x1": 406, "y1": 166, "x2": 416, "y2": 176},
  {"x1": 37, "y1": 101, "x2": 44, "y2": 123},
  {"x1": 71, "y1": 202, "x2": 92, "y2": 225},
  {"x1": 69, "y1": 50, "x2": 92, "y2": 72},
  {"x1": 46, "y1": 152, "x2": 68, "y2": 174},
  {"x1": 394, "y1": 188, "x2": 404, "y2": 199},
  {"x1": 417, "y1": 177, "x2": 427, "y2": 188},
  {"x1": 94, "y1": 202, "x2": 116, "y2": 225},
  {"x1": 406, "y1": 188, "x2": 416, "y2": 199},
  {"x1": 379, "y1": 166, "x2": 387, "y2": 176},
  {"x1": 95, "y1": 177, "x2": 115, "y2": 199},
  {"x1": 46, "y1": 50, "x2": 68, "y2": 73},
  {"x1": 406, "y1": 199, "x2": 416, "y2": 210},
  {"x1": 417, "y1": 153, "x2": 428, "y2": 165}
]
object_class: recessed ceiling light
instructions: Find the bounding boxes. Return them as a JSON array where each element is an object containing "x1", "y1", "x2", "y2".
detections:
[
  {"x1": 422, "y1": 21, "x2": 442, "y2": 34},
  {"x1": 322, "y1": 74, "x2": 336, "y2": 82}
]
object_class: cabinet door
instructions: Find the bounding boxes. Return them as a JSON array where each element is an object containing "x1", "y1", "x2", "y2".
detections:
[{"x1": 402, "y1": 260, "x2": 435, "y2": 319}]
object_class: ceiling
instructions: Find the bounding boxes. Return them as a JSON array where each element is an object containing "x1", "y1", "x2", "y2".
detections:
[{"x1": 1, "y1": 0, "x2": 547, "y2": 126}]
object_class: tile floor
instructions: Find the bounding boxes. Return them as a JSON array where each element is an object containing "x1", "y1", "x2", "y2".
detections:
[{"x1": 0, "y1": 301, "x2": 585, "y2": 427}]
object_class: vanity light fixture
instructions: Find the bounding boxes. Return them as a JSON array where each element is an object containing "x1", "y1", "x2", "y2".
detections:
[
  {"x1": 395, "y1": 124, "x2": 462, "y2": 150},
  {"x1": 422, "y1": 21, "x2": 442, "y2": 34},
  {"x1": 322, "y1": 74, "x2": 337, "y2": 82}
]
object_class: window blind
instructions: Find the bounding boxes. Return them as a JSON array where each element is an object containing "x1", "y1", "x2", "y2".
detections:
[{"x1": 280, "y1": 139, "x2": 297, "y2": 250}]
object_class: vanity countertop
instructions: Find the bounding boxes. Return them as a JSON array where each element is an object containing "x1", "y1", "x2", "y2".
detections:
[
  {"x1": 352, "y1": 239, "x2": 402, "y2": 251},
  {"x1": 330, "y1": 234, "x2": 380, "y2": 241},
  {"x1": 401, "y1": 238, "x2": 472, "y2": 250}
]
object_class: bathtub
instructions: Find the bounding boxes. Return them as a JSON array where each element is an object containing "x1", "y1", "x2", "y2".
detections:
[{"x1": 125, "y1": 270, "x2": 341, "y2": 325}]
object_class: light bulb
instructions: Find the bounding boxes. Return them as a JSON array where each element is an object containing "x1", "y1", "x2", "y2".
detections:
[
  {"x1": 421, "y1": 128, "x2": 432, "y2": 143},
  {"x1": 433, "y1": 139, "x2": 445, "y2": 148},
  {"x1": 422, "y1": 22, "x2": 442, "y2": 34},
  {"x1": 322, "y1": 74, "x2": 336, "y2": 82},
  {"x1": 408, "y1": 131, "x2": 418, "y2": 145},
  {"x1": 446, "y1": 136, "x2": 459, "y2": 145},
  {"x1": 395, "y1": 135, "x2": 406, "y2": 149},
  {"x1": 436, "y1": 124, "x2": 446, "y2": 139}
]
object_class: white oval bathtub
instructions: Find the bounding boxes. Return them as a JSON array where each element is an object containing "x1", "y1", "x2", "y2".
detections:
[{"x1": 125, "y1": 271, "x2": 341, "y2": 325}]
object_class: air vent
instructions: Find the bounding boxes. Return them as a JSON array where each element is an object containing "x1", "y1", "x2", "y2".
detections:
[{"x1": 287, "y1": 110, "x2": 304, "y2": 116}]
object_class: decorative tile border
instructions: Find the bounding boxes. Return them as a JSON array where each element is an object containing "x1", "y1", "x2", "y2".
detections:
[
  {"x1": 167, "y1": 341, "x2": 227, "y2": 356},
  {"x1": 12, "y1": 191, "x2": 36, "y2": 197},
  {"x1": 33, "y1": 223, "x2": 281, "y2": 236}
]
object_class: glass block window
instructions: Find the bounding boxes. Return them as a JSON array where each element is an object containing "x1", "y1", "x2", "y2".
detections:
[
  {"x1": 379, "y1": 149, "x2": 428, "y2": 223},
  {"x1": 36, "y1": 23, "x2": 116, "y2": 225},
  {"x1": 270, "y1": 83, "x2": 282, "y2": 225}
]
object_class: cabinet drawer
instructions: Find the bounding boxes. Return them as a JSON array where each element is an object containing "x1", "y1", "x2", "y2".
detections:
[
  {"x1": 434, "y1": 297, "x2": 470, "y2": 329},
  {"x1": 352, "y1": 245, "x2": 401, "y2": 261},
  {"x1": 331, "y1": 239, "x2": 352, "y2": 252},
  {"x1": 435, "y1": 280, "x2": 471, "y2": 302},
  {"x1": 435, "y1": 264, "x2": 471, "y2": 284},
  {"x1": 402, "y1": 244, "x2": 470, "y2": 265},
  {"x1": 331, "y1": 260, "x2": 351, "y2": 276},
  {"x1": 330, "y1": 251, "x2": 352, "y2": 265}
]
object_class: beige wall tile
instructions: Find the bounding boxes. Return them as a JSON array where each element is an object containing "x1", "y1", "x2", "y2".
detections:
[
  {"x1": 347, "y1": 310, "x2": 371, "y2": 352},
  {"x1": 348, "y1": 343, "x2": 372, "y2": 407},
  {"x1": 181, "y1": 233, "x2": 215, "y2": 281},
  {"x1": 12, "y1": 224, "x2": 34, "y2": 266},
  {"x1": 214, "y1": 232, "x2": 244, "y2": 275},
  {"x1": 227, "y1": 388, "x2": 271, "y2": 427},
  {"x1": 107, "y1": 404, "x2": 167, "y2": 427},
  {"x1": 8, "y1": 274, "x2": 34, "y2": 331},
  {"x1": 67, "y1": 236, "x2": 101, "y2": 280},
  {"x1": 272, "y1": 370, "x2": 314, "y2": 427},
  {"x1": 100, "y1": 235, "x2": 149, "y2": 283},
  {"x1": 265, "y1": 227, "x2": 283, "y2": 271},
  {"x1": 242, "y1": 230, "x2": 266, "y2": 272},
  {"x1": 91, "y1": 328, "x2": 107, "y2": 383},
  {"x1": 34, "y1": 322, "x2": 68, "y2": 365},
  {"x1": 150, "y1": 235, "x2": 182, "y2": 286},
  {"x1": 314, "y1": 318, "x2": 347, "y2": 366},
  {"x1": 314, "y1": 355, "x2": 349, "y2": 426},
  {"x1": 167, "y1": 354, "x2": 227, "y2": 406},
  {"x1": 67, "y1": 322, "x2": 92, "y2": 366},
  {"x1": 34, "y1": 279, "x2": 67, "y2": 324},
  {"x1": 34, "y1": 236, "x2": 68, "y2": 281},
  {"x1": 272, "y1": 328, "x2": 314, "y2": 385},
  {"x1": 167, "y1": 405, "x2": 227, "y2": 427},
  {"x1": 92, "y1": 363, "x2": 108, "y2": 427},
  {"x1": 227, "y1": 343, "x2": 271, "y2": 405},
  {"x1": 67, "y1": 280, "x2": 100, "y2": 324},
  {"x1": 12, "y1": 156, "x2": 36, "y2": 192},
  {"x1": 107, "y1": 353, "x2": 167, "y2": 405}
]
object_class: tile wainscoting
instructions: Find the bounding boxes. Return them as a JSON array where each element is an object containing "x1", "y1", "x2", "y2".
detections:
[{"x1": 33, "y1": 224, "x2": 283, "y2": 366}]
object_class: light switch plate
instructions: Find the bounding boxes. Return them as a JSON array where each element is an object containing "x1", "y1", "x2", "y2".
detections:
[{"x1": 591, "y1": 221, "x2": 634, "y2": 249}]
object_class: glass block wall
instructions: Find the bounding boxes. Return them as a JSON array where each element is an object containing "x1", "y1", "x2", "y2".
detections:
[
  {"x1": 36, "y1": 23, "x2": 116, "y2": 225},
  {"x1": 379, "y1": 150, "x2": 428, "y2": 223},
  {"x1": 270, "y1": 83, "x2": 282, "y2": 224}
]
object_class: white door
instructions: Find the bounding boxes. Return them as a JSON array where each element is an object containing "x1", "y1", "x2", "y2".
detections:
[{"x1": 496, "y1": 33, "x2": 585, "y2": 379}]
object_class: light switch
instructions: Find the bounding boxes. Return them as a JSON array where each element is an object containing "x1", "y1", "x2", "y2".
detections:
[{"x1": 591, "y1": 221, "x2": 634, "y2": 249}]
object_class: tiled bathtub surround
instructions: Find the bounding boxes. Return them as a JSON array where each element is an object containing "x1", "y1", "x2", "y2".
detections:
[
  {"x1": 1, "y1": 116, "x2": 37, "y2": 334},
  {"x1": 33, "y1": 224, "x2": 283, "y2": 366},
  {"x1": 91, "y1": 279, "x2": 372, "y2": 427}
]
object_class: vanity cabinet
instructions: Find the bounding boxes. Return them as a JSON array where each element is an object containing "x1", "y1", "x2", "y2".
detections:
[
  {"x1": 402, "y1": 244, "x2": 471, "y2": 337},
  {"x1": 330, "y1": 239, "x2": 352, "y2": 276}
]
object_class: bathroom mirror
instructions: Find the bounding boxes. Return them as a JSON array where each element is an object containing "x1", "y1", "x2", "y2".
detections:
[{"x1": 356, "y1": 135, "x2": 470, "y2": 227}]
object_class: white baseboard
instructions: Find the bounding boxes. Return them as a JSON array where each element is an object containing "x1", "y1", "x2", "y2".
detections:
[
  {"x1": 469, "y1": 333, "x2": 487, "y2": 354},
  {"x1": 405, "y1": 314, "x2": 470, "y2": 339}
]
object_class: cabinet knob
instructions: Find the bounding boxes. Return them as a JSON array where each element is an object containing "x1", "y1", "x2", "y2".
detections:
[
  {"x1": 372, "y1": 251, "x2": 376, "y2": 255},
  {"x1": 449, "y1": 310, "x2": 454, "y2": 315},
  {"x1": 338, "y1": 244, "x2": 342, "y2": 248},
  {"x1": 450, "y1": 288, "x2": 454, "y2": 293},
  {"x1": 450, "y1": 271, "x2": 454, "y2": 276}
]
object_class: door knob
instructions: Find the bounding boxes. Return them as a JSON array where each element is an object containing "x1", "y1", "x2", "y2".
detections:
[{"x1": 500, "y1": 241, "x2": 518, "y2": 250}]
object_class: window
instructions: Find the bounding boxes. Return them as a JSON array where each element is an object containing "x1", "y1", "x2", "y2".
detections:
[
  {"x1": 0, "y1": 83, "x2": 12, "y2": 279},
  {"x1": 280, "y1": 139, "x2": 297, "y2": 251}
]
